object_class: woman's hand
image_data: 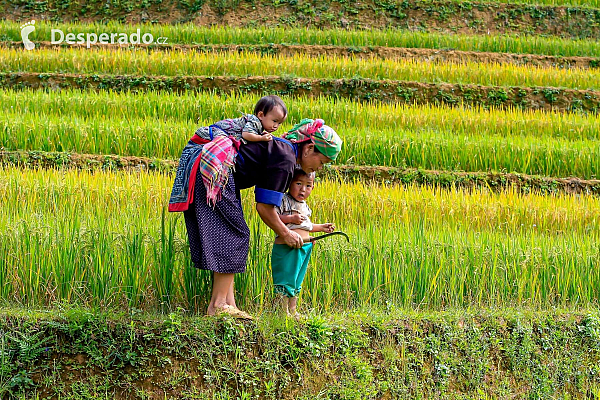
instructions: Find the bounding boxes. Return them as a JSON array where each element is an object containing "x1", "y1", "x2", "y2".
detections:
[
  {"x1": 256, "y1": 203, "x2": 302, "y2": 247},
  {"x1": 282, "y1": 229, "x2": 304, "y2": 249}
]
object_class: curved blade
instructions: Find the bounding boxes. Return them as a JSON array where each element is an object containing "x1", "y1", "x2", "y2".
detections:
[{"x1": 304, "y1": 231, "x2": 350, "y2": 243}]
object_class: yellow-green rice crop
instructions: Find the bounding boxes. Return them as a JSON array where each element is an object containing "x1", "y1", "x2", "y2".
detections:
[
  {"x1": 1, "y1": 167, "x2": 598, "y2": 311},
  {"x1": 4, "y1": 89, "x2": 598, "y2": 142},
  {"x1": 2, "y1": 93, "x2": 599, "y2": 178},
  {"x1": 1, "y1": 48, "x2": 599, "y2": 91},
  {"x1": 1, "y1": 22, "x2": 599, "y2": 57}
]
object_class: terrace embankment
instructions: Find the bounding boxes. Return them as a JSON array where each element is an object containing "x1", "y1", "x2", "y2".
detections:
[
  {"x1": 2, "y1": 0, "x2": 600, "y2": 39},
  {"x1": 2, "y1": 41, "x2": 600, "y2": 69},
  {"x1": 1, "y1": 308, "x2": 599, "y2": 399},
  {"x1": 2, "y1": 72, "x2": 598, "y2": 113},
  {"x1": 3, "y1": 150, "x2": 598, "y2": 196}
]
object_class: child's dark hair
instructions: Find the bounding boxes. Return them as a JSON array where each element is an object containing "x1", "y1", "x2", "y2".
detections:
[
  {"x1": 292, "y1": 167, "x2": 316, "y2": 182},
  {"x1": 254, "y1": 95, "x2": 287, "y2": 117}
]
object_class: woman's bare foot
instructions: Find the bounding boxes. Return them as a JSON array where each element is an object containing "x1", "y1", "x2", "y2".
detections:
[
  {"x1": 206, "y1": 300, "x2": 228, "y2": 316},
  {"x1": 208, "y1": 304, "x2": 253, "y2": 320}
]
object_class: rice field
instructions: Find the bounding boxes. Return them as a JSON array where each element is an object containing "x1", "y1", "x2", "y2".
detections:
[
  {"x1": 3, "y1": 4, "x2": 600, "y2": 396},
  {"x1": 1, "y1": 14, "x2": 600, "y2": 317},
  {"x1": 1, "y1": 167, "x2": 598, "y2": 311},
  {"x1": 2, "y1": 22, "x2": 600, "y2": 57},
  {"x1": 6, "y1": 90, "x2": 599, "y2": 142},
  {"x1": 2, "y1": 90, "x2": 598, "y2": 178},
  {"x1": 3, "y1": 111, "x2": 599, "y2": 178},
  {"x1": 2, "y1": 47, "x2": 599, "y2": 91}
]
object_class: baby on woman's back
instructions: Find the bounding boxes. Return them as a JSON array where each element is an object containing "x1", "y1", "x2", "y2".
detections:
[{"x1": 194, "y1": 95, "x2": 287, "y2": 143}]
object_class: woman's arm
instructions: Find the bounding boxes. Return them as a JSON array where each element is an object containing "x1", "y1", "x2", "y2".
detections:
[{"x1": 256, "y1": 203, "x2": 304, "y2": 248}]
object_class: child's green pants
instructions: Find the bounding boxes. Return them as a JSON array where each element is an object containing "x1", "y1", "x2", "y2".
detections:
[{"x1": 270, "y1": 243, "x2": 314, "y2": 298}]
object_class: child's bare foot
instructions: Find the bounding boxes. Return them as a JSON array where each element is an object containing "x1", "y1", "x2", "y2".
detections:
[
  {"x1": 274, "y1": 294, "x2": 289, "y2": 316},
  {"x1": 288, "y1": 297, "x2": 302, "y2": 320}
]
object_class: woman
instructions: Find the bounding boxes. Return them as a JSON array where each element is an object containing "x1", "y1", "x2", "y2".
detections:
[{"x1": 169, "y1": 117, "x2": 342, "y2": 318}]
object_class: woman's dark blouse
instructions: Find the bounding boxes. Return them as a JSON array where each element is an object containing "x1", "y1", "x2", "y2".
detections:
[{"x1": 233, "y1": 137, "x2": 298, "y2": 207}]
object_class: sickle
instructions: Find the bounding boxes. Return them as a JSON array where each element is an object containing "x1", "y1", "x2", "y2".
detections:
[{"x1": 303, "y1": 231, "x2": 350, "y2": 243}]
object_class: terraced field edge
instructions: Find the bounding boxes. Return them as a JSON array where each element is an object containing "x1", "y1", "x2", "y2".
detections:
[
  {"x1": 3, "y1": 41, "x2": 600, "y2": 69},
  {"x1": 1, "y1": 307, "x2": 600, "y2": 399},
  {"x1": 3, "y1": 72, "x2": 598, "y2": 112},
  {"x1": 2, "y1": 0, "x2": 600, "y2": 38},
  {"x1": 3, "y1": 150, "x2": 598, "y2": 196}
]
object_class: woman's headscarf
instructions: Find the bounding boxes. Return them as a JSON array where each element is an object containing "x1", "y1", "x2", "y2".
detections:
[{"x1": 282, "y1": 118, "x2": 342, "y2": 161}]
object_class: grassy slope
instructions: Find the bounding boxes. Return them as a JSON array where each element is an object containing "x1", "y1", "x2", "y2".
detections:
[
  {"x1": 5, "y1": 72, "x2": 600, "y2": 115},
  {"x1": 2, "y1": 0, "x2": 600, "y2": 38},
  {"x1": 1, "y1": 306, "x2": 600, "y2": 399}
]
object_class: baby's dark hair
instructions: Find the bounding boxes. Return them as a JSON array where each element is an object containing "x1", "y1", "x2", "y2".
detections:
[
  {"x1": 254, "y1": 95, "x2": 288, "y2": 117},
  {"x1": 292, "y1": 167, "x2": 316, "y2": 182}
]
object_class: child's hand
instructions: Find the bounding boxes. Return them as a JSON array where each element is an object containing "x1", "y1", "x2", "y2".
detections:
[
  {"x1": 290, "y1": 214, "x2": 306, "y2": 225},
  {"x1": 261, "y1": 133, "x2": 273, "y2": 141},
  {"x1": 322, "y1": 223, "x2": 335, "y2": 233}
]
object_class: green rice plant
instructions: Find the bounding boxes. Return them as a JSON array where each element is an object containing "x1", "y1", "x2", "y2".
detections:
[
  {"x1": 1, "y1": 109, "x2": 598, "y2": 178},
  {"x1": 1, "y1": 47, "x2": 599, "y2": 90},
  {"x1": 3, "y1": 89, "x2": 598, "y2": 141},
  {"x1": 1, "y1": 21, "x2": 600, "y2": 57},
  {"x1": 1, "y1": 167, "x2": 599, "y2": 311}
]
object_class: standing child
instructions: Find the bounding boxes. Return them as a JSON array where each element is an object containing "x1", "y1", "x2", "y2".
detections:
[{"x1": 271, "y1": 168, "x2": 335, "y2": 318}]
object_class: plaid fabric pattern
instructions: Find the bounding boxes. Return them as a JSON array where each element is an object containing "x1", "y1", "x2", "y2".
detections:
[{"x1": 200, "y1": 135, "x2": 239, "y2": 206}]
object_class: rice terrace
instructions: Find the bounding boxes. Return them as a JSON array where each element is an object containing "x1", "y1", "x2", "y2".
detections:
[{"x1": 1, "y1": 0, "x2": 600, "y2": 398}]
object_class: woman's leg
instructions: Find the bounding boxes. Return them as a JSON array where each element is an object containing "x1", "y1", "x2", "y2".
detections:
[
  {"x1": 226, "y1": 278, "x2": 237, "y2": 309},
  {"x1": 207, "y1": 272, "x2": 235, "y2": 315}
]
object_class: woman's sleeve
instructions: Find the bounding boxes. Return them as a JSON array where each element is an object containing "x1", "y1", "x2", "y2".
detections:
[
  {"x1": 254, "y1": 144, "x2": 294, "y2": 207},
  {"x1": 254, "y1": 168, "x2": 291, "y2": 207}
]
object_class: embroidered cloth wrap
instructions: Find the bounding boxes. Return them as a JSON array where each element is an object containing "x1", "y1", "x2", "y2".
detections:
[
  {"x1": 282, "y1": 118, "x2": 342, "y2": 161},
  {"x1": 169, "y1": 135, "x2": 239, "y2": 211}
]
